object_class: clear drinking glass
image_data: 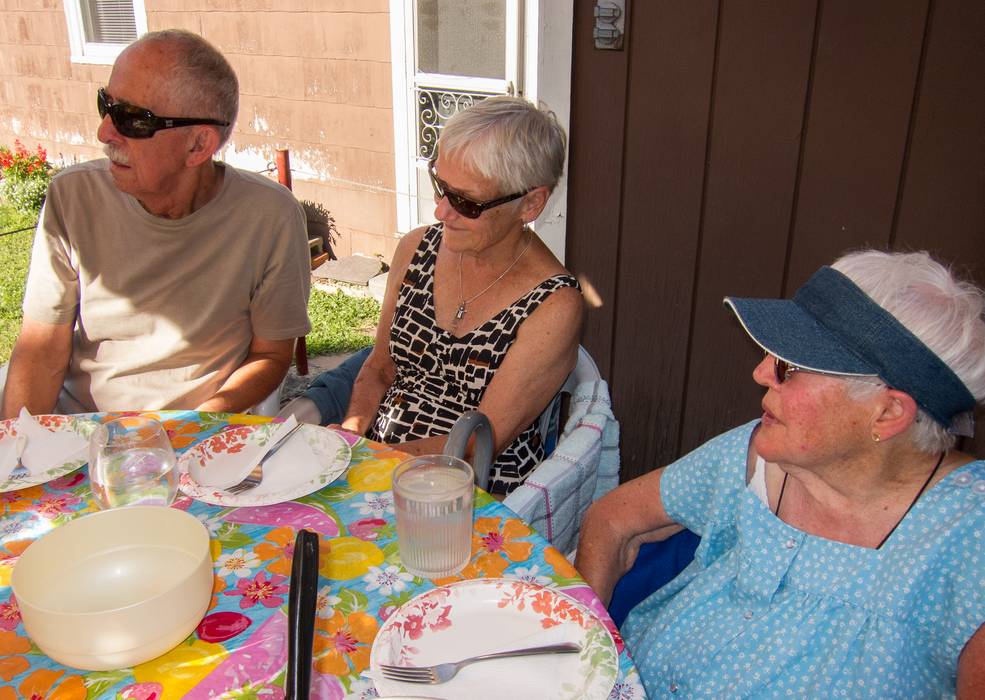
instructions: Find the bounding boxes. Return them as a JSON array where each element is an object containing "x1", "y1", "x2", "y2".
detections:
[
  {"x1": 89, "y1": 417, "x2": 178, "y2": 509},
  {"x1": 393, "y1": 454, "x2": 475, "y2": 578}
]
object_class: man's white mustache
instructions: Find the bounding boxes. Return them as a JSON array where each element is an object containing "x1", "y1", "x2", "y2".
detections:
[{"x1": 103, "y1": 144, "x2": 129, "y2": 166}]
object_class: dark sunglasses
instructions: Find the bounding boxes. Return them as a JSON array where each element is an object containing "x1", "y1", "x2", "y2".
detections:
[
  {"x1": 771, "y1": 354, "x2": 883, "y2": 386},
  {"x1": 772, "y1": 355, "x2": 803, "y2": 384},
  {"x1": 427, "y1": 159, "x2": 530, "y2": 219},
  {"x1": 97, "y1": 88, "x2": 229, "y2": 139}
]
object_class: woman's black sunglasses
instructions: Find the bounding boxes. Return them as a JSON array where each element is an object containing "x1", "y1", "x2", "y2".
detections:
[
  {"x1": 427, "y1": 158, "x2": 530, "y2": 219},
  {"x1": 97, "y1": 88, "x2": 230, "y2": 139}
]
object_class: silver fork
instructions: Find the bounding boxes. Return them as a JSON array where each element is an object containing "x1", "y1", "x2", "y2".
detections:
[
  {"x1": 225, "y1": 423, "x2": 303, "y2": 495},
  {"x1": 378, "y1": 642, "x2": 581, "y2": 684},
  {"x1": 10, "y1": 435, "x2": 28, "y2": 479}
]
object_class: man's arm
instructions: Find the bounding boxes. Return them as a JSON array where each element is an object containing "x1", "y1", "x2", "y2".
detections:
[
  {"x1": 2, "y1": 318, "x2": 74, "y2": 419},
  {"x1": 575, "y1": 467, "x2": 683, "y2": 605},
  {"x1": 195, "y1": 335, "x2": 295, "y2": 414}
]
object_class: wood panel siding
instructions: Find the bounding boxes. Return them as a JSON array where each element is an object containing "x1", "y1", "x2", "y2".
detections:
[{"x1": 568, "y1": 0, "x2": 985, "y2": 480}]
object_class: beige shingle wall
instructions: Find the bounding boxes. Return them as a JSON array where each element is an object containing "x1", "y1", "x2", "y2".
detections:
[{"x1": 0, "y1": 0, "x2": 398, "y2": 259}]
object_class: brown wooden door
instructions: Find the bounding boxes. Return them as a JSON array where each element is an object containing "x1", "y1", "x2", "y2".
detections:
[{"x1": 567, "y1": 0, "x2": 985, "y2": 481}]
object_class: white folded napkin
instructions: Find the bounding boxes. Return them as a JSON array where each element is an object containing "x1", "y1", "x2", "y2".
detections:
[
  {"x1": 0, "y1": 408, "x2": 90, "y2": 482},
  {"x1": 245, "y1": 426, "x2": 324, "y2": 496},
  {"x1": 190, "y1": 416, "x2": 318, "y2": 492}
]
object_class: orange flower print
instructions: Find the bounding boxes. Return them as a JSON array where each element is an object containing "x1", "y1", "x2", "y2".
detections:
[
  {"x1": 313, "y1": 610, "x2": 378, "y2": 677},
  {"x1": 254, "y1": 526, "x2": 295, "y2": 576},
  {"x1": 160, "y1": 419, "x2": 201, "y2": 450},
  {"x1": 544, "y1": 546, "x2": 579, "y2": 578},
  {"x1": 0, "y1": 630, "x2": 30, "y2": 682},
  {"x1": 2, "y1": 487, "x2": 44, "y2": 514},
  {"x1": 208, "y1": 574, "x2": 227, "y2": 612},
  {"x1": 472, "y1": 517, "x2": 534, "y2": 576},
  {"x1": 0, "y1": 667, "x2": 85, "y2": 700},
  {"x1": 0, "y1": 540, "x2": 32, "y2": 570},
  {"x1": 529, "y1": 589, "x2": 585, "y2": 629}
]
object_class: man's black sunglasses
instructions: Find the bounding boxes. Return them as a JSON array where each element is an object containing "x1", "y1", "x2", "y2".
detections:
[
  {"x1": 97, "y1": 88, "x2": 230, "y2": 139},
  {"x1": 427, "y1": 158, "x2": 530, "y2": 219}
]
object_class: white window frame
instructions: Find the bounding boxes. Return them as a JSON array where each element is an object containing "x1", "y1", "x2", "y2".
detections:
[
  {"x1": 63, "y1": 0, "x2": 148, "y2": 65},
  {"x1": 389, "y1": 0, "x2": 573, "y2": 261}
]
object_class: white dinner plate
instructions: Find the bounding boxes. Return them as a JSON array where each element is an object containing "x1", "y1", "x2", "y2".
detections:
[
  {"x1": 0, "y1": 415, "x2": 99, "y2": 493},
  {"x1": 176, "y1": 423, "x2": 350, "y2": 507},
  {"x1": 369, "y1": 578, "x2": 618, "y2": 700}
]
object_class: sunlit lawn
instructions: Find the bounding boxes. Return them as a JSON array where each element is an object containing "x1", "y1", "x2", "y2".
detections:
[{"x1": 0, "y1": 203, "x2": 378, "y2": 365}]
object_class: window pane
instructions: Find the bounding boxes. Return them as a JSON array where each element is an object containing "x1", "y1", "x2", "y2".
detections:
[
  {"x1": 416, "y1": 0, "x2": 506, "y2": 79},
  {"x1": 82, "y1": 0, "x2": 137, "y2": 44}
]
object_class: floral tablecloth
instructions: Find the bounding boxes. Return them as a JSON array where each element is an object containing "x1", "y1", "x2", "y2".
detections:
[{"x1": 0, "y1": 410, "x2": 646, "y2": 699}]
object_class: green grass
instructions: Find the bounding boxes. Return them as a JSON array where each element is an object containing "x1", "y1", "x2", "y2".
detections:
[
  {"x1": 305, "y1": 287, "x2": 379, "y2": 355},
  {"x1": 0, "y1": 202, "x2": 379, "y2": 364},
  {"x1": 0, "y1": 205, "x2": 37, "y2": 364}
]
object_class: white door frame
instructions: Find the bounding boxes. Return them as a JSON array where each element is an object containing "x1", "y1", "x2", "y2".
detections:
[{"x1": 389, "y1": 0, "x2": 573, "y2": 262}]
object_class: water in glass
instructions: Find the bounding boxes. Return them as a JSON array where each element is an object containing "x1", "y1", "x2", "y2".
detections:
[{"x1": 393, "y1": 456, "x2": 474, "y2": 578}]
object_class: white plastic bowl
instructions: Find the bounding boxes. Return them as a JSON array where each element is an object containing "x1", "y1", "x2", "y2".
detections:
[{"x1": 11, "y1": 505, "x2": 212, "y2": 670}]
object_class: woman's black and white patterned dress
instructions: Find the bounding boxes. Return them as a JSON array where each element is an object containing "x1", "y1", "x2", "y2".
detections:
[{"x1": 368, "y1": 224, "x2": 580, "y2": 495}]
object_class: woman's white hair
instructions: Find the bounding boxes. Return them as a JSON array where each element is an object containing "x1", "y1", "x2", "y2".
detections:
[
  {"x1": 132, "y1": 30, "x2": 239, "y2": 147},
  {"x1": 436, "y1": 95, "x2": 567, "y2": 195},
  {"x1": 833, "y1": 250, "x2": 985, "y2": 453}
]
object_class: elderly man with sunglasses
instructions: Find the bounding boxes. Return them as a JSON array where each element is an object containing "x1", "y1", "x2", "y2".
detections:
[{"x1": 1, "y1": 30, "x2": 310, "y2": 418}]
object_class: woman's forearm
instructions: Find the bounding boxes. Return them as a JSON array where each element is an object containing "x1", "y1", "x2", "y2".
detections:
[{"x1": 341, "y1": 351, "x2": 393, "y2": 434}]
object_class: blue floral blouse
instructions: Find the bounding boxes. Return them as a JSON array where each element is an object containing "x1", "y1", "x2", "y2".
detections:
[{"x1": 622, "y1": 421, "x2": 985, "y2": 698}]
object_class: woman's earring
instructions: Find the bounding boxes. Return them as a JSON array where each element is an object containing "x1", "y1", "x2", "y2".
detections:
[{"x1": 871, "y1": 432, "x2": 881, "y2": 443}]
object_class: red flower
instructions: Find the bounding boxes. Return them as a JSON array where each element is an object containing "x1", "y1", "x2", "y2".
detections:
[
  {"x1": 223, "y1": 571, "x2": 289, "y2": 609},
  {"x1": 0, "y1": 597, "x2": 20, "y2": 631}
]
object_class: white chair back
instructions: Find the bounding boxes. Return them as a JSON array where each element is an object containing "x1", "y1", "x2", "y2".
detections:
[{"x1": 503, "y1": 347, "x2": 619, "y2": 555}]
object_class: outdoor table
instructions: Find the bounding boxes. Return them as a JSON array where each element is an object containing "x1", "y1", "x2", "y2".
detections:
[{"x1": 0, "y1": 410, "x2": 647, "y2": 699}]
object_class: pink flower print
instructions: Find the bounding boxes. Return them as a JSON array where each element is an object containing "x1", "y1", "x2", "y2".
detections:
[
  {"x1": 0, "y1": 596, "x2": 21, "y2": 630},
  {"x1": 348, "y1": 517, "x2": 388, "y2": 541},
  {"x1": 224, "y1": 571, "x2": 289, "y2": 609},
  {"x1": 49, "y1": 472, "x2": 86, "y2": 490},
  {"x1": 401, "y1": 600, "x2": 452, "y2": 640},
  {"x1": 35, "y1": 492, "x2": 83, "y2": 518},
  {"x1": 119, "y1": 682, "x2": 164, "y2": 700}
]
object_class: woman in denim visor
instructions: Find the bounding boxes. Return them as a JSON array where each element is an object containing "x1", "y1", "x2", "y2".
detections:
[{"x1": 577, "y1": 250, "x2": 985, "y2": 698}]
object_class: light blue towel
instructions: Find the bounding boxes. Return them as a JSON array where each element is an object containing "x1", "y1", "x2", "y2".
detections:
[{"x1": 502, "y1": 379, "x2": 620, "y2": 555}]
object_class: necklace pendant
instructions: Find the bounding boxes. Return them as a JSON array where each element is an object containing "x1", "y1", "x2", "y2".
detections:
[{"x1": 455, "y1": 303, "x2": 466, "y2": 321}]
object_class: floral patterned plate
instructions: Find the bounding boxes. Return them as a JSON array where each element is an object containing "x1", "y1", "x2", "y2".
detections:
[
  {"x1": 176, "y1": 424, "x2": 351, "y2": 507},
  {"x1": 0, "y1": 415, "x2": 99, "y2": 492},
  {"x1": 369, "y1": 578, "x2": 618, "y2": 700}
]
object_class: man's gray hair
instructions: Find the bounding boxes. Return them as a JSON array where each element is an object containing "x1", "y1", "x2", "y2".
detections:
[
  {"x1": 833, "y1": 250, "x2": 985, "y2": 453},
  {"x1": 436, "y1": 95, "x2": 567, "y2": 195},
  {"x1": 132, "y1": 29, "x2": 238, "y2": 147}
]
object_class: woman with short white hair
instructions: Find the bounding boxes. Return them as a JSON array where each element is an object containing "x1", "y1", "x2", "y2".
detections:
[
  {"x1": 326, "y1": 96, "x2": 583, "y2": 495},
  {"x1": 577, "y1": 249, "x2": 985, "y2": 697}
]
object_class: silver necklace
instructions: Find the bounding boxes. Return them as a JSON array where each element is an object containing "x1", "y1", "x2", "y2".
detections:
[{"x1": 455, "y1": 230, "x2": 533, "y2": 322}]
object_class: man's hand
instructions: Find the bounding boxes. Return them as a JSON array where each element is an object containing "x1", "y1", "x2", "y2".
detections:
[
  {"x1": 195, "y1": 336, "x2": 295, "y2": 414},
  {"x1": 1, "y1": 318, "x2": 74, "y2": 419}
]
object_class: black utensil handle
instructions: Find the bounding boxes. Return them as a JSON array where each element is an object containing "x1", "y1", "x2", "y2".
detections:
[{"x1": 286, "y1": 529, "x2": 319, "y2": 699}]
